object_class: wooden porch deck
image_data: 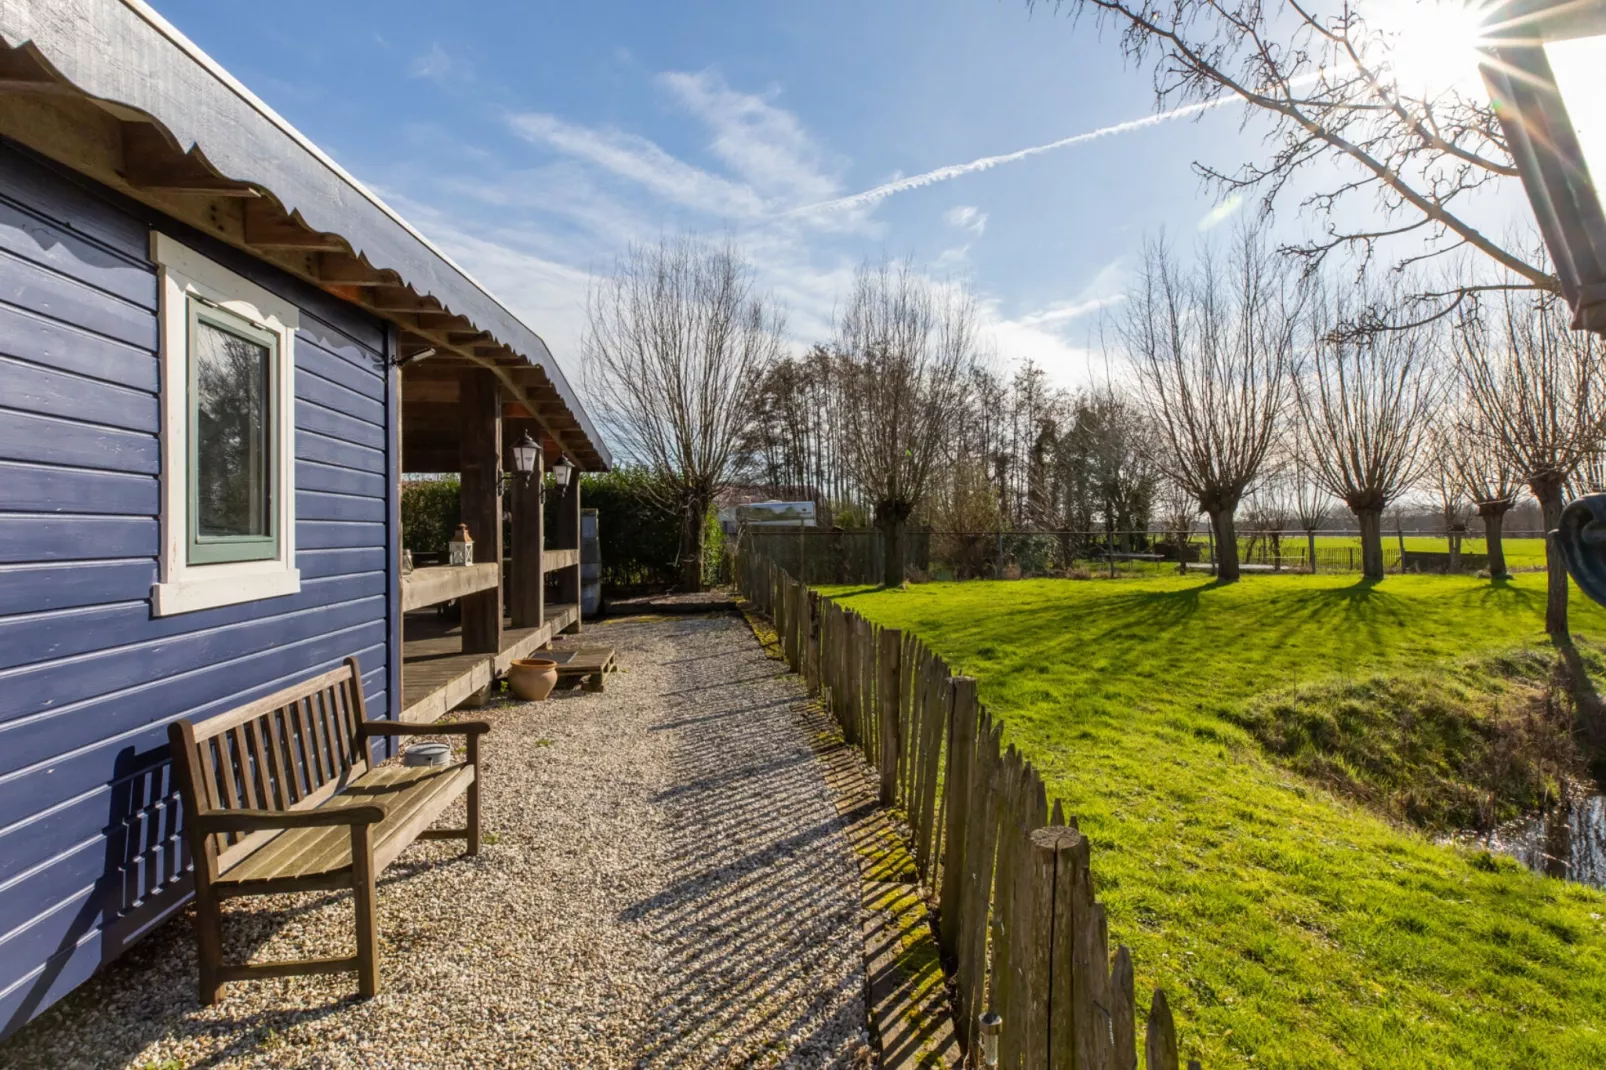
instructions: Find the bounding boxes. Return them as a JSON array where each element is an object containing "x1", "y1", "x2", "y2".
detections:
[{"x1": 400, "y1": 603, "x2": 580, "y2": 722}]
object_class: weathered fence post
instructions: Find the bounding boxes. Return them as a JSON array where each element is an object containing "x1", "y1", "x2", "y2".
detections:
[
  {"x1": 877, "y1": 627, "x2": 902, "y2": 805},
  {"x1": 1145, "y1": 990, "x2": 1180, "y2": 1070},
  {"x1": 938, "y1": 675, "x2": 977, "y2": 961}
]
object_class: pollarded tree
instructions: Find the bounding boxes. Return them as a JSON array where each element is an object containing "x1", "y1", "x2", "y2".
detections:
[
  {"x1": 1287, "y1": 437, "x2": 1334, "y2": 573},
  {"x1": 1453, "y1": 291, "x2": 1606, "y2": 636},
  {"x1": 837, "y1": 259, "x2": 978, "y2": 587},
  {"x1": 1297, "y1": 290, "x2": 1437, "y2": 581},
  {"x1": 1438, "y1": 398, "x2": 1522, "y2": 579},
  {"x1": 1125, "y1": 226, "x2": 1295, "y2": 582},
  {"x1": 586, "y1": 236, "x2": 785, "y2": 591},
  {"x1": 1427, "y1": 424, "x2": 1476, "y2": 572}
]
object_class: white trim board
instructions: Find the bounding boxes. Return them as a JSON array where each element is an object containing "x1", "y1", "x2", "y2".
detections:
[{"x1": 150, "y1": 232, "x2": 300, "y2": 617}]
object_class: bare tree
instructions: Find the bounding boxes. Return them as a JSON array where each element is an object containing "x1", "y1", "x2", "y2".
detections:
[
  {"x1": 1041, "y1": 0, "x2": 1556, "y2": 317},
  {"x1": 838, "y1": 260, "x2": 978, "y2": 587},
  {"x1": 1438, "y1": 398, "x2": 1523, "y2": 579},
  {"x1": 1297, "y1": 288, "x2": 1438, "y2": 580},
  {"x1": 1156, "y1": 480, "x2": 1200, "y2": 573},
  {"x1": 1453, "y1": 291, "x2": 1606, "y2": 636},
  {"x1": 1125, "y1": 227, "x2": 1294, "y2": 581},
  {"x1": 1287, "y1": 440, "x2": 1333, "y2": 573},
  {"x1": 1427, "y1": 425, "x2": 1476, "y2": 572},
  {"x1": 1244, "y1": 479, "x2": 1295, "y2": 569},
  {"x1": 586, "y1": 236, "x2": 785, "y2": 591}
]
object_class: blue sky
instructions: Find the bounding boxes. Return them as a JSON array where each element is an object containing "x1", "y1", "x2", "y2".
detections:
[{"x1": 151, "y1": 0, "x2": 1504, "y2": 388}]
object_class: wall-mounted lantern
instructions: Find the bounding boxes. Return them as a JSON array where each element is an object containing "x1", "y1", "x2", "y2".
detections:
[
  {"x1": 551, "y1": 455, "x2": 574, "y2": 489},
  {"x1": 510, "y1": 431, "x2": 541, "y2": 487}
]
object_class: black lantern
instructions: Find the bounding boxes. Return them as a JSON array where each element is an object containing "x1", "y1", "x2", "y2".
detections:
[
  {"x1": 551, "y1": 455, "x2": 574, "y2": 488},
  {"x1": 510, "y1": 431, "x2": 541, "y2": 483},
  {"x1": 1480, "y1": 1, "x2": 1606, "y2": 334}
]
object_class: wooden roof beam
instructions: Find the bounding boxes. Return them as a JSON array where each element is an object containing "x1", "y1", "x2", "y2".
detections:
[{"x1": 243, "y1": 200, "x2": 347, "y2": 252}]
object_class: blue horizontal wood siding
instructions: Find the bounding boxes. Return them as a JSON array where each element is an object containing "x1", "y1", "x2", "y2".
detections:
[{"x1": 0, "y1": 142, "x2": 398, "y2": 1038}]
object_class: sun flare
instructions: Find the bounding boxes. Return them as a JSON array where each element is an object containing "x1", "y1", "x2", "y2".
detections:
[{"x1": 1367, "y1": 0, "x2": 1495, "y2": 98}]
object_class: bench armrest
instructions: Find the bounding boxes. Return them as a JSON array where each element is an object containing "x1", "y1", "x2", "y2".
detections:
[
  {"x1": 357, "y1": 719, "x2": 491, "y2": 739},
  {"x1": 192, "y1": 805, "x2": 386, "y2": 833}
]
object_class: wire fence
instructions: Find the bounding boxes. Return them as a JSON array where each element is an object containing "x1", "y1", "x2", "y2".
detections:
[{"x1": 738, "y1": 527, "x2": 1552, "y2": 586}]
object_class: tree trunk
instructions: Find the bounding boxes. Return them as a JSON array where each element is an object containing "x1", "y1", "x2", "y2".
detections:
[
  {"x1": 1306, "y1": 530, "x2": 1318, "y2": 574},
  {"x1": 1356, "y1": 507, "x2": 1386, "y2": 581},
  {"x1": 1484, "y1": 508, "x2": 1509, "y2": 579},
  {"x1": 1209, "y1": 508, "x2": 1240, "y2": 582},
  {"x1": 875, "y1": 500, "x2": 911, "y2": 588},
  {"x1": 1536, "y1": 485, "x2": 1568, "y2": 639},
  {"x1": 679, "y1": 493, "x2": 710, "y2": 593}
]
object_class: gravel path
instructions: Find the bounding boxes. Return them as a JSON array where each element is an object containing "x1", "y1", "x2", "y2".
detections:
[{"x1": 0, "y1": 612, "x2": 870, "y2": 1070}]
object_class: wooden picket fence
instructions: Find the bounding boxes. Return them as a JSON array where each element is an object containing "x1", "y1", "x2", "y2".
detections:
[{"x1": 739, "y1": 551, "x2": 1202, "y2": 1070}]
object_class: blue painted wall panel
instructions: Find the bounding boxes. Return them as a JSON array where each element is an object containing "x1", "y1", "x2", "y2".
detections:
[
  {"x1": 0, "y1": 142, "x2": 397, "y2": 1039},
  {"x1": 0, "y1": 461, "x2": 156, "y2": 515},
  {"x1": 0, "y1": 409, "x2": 159, "y2": 474},
  {"x1": 0, "y1": 350, "x2": 158, "y2": 430},
  {"x1": 0, "y1": 560, "x2": 155, "y2": 616}
]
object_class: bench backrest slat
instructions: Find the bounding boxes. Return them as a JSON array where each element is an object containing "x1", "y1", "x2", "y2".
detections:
[{"x1": 171, "y1": 658, "x2": 370, "y2": 874}]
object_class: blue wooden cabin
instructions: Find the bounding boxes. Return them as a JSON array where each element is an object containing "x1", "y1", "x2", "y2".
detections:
[{"x1": 0, "y1": 0, "x2": 609, "y2": 1036}]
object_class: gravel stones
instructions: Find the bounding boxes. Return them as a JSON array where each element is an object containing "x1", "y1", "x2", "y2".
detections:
[{"x1": 0, "y1": 611, "x2": 870, "y2": 1070}]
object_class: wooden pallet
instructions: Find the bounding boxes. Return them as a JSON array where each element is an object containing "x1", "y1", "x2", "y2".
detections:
[{"x1": 544, "y1": 647, "x2": 618, "y2": 692}]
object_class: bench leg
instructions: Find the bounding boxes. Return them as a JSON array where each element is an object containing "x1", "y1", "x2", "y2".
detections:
[
  {"x1": 350, "y1": 825, "x2": 380, "y2": 998},
  {"x1": 193, "y1": 880, "x2": 224, "y2": 1006},
  {"x1": 467, "y1": 734, "x2": 482, "y2": 856}
]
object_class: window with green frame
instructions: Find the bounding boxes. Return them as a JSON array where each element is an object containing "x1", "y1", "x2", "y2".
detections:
[{"x1": 187, "y1": 297, "x2": 280, "y2": 565}]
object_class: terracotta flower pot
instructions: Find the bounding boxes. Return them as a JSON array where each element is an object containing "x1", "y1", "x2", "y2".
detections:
[{"x1": 507, "y1": 658, "x2": 558, "y2": 702}]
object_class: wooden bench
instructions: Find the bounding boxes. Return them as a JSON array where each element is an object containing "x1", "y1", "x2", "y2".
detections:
[{"x1": 168, "y1": 656, "x2": 488, "y2": 1003}]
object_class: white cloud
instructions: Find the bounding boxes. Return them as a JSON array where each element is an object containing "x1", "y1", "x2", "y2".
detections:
[
  {"x1": 658, "y1": 70, "x2": 842, "y2": 207},
  {"x1": 943, "y1": 205, "x2": 988, "y2": 236},
  {"x1": 508, "y1": 112, "x2": 768, "y2": 219},
  {"x1": 1014, "y1": 293, "x2": 1125, "y2": 328},
  {"x1": 411, "y1": 43, "x2": 457, "y2": 81}
]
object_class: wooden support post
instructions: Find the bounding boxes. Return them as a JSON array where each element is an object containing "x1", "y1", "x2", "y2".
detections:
[
  {"x1": 509, "y1": 463, "x2": 544, "y2": 628},
  {"x1": 459, "y1": 370, "x2": 502, "y2": 655},
  {"x1": 466, "y1": 731, "x2": 482, "y2": 855},
  {"x1": 351, "y1": 823, "x2": 380, "y2": 997},
  {"x1": 555, "y1": 465, "x2": 582, "y2": 633},
  {"x1": 877, "y1": 627, "x2": 902, "y2": 805}
]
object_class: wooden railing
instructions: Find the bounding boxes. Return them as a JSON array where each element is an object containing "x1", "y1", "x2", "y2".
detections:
[{"x1": 738, "y1": 550, "x2": 1203, "y2": 1070}]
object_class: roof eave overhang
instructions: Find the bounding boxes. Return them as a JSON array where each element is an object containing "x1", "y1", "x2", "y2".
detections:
[{"x1": 0, "y1": 0, "x2": 610, "y2": 471}]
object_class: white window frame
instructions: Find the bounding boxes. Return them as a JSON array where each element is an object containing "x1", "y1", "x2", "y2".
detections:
[{"x1": 151, "y1": 233, "x2": 300, "y2": 616}]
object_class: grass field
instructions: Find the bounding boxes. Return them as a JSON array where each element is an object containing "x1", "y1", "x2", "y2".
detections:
[
  {"x1": 1305, "y1": 535, "x2": 1551, "y2": 569},
  {"x1": 822, "y1": 574, "x2": 1606, "y2": 1069}
]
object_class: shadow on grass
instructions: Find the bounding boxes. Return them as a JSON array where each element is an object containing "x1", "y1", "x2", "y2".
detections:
[{"x1": 827, "y1": 585, "x2": 886, "y2": 601}]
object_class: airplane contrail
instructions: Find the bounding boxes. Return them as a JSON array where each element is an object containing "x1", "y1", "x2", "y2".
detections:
[{"x1": 785, "y1": 95, "x2": 1240, "y2": 218}]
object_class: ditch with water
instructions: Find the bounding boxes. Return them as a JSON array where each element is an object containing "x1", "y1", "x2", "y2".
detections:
[{"x1": 1467, "y1": 791, "x2": 1606, "y2": 888}]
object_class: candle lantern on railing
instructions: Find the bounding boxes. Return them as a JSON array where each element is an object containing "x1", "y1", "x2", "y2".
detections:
[{"x1": 449, "y1": 523, "x2": 474, "y2": 567}]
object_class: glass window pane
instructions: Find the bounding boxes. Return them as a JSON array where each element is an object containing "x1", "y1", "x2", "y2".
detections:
[{"x1": 194, "y1": 317, "x2": 271, "y2": 539}]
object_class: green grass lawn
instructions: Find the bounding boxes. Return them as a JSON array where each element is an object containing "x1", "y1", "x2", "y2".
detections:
[{"x1": 823, "y1": 574, "x2": 1606, "y2": 1069}]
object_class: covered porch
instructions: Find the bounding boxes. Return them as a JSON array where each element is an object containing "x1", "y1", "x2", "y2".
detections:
[{"x1": 398, "y1": 349, "x2": 606, "y2": 721}]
